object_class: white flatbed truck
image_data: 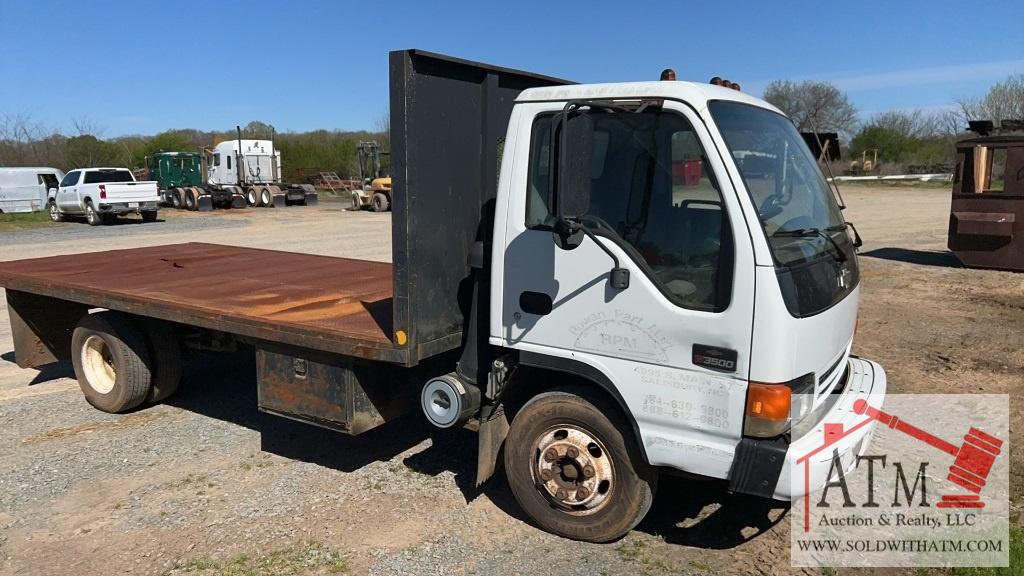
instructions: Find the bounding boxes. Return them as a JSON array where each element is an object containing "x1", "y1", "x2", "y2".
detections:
[{"x1": 0, "y1": 50, "x2": 885, "y2": 542}]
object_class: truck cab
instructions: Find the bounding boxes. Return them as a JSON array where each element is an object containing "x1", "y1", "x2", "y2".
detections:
[
  {"x1": 488, "y1": 83, "x2": 882, "y2": 524},
  {"x1": 206, "y1": 139, "x2": 280, "y2": 186}
]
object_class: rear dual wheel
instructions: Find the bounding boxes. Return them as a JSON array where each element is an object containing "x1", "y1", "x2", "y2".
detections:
[
  {"x1": 71, "y1": 312, "x2": 182, "y2": 413},
  {"x1": 504, "y1": 388, "x2": 657, "y2": 543},
  {"x1": 184, "y1": 188, "x2": 198, "y2": 210}
]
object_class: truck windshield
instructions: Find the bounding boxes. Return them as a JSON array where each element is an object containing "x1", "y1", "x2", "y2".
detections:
[
  {"x1": 83, "y1": 170, "x2": 134, "y2": 184},
  {"x1": 709, "y1": 101, "x2": 857, "y2": 317}
]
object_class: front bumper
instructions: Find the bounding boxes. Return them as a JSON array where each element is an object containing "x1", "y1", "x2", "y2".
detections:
[
  {"x1": 98, "y1": 201, "x2": 160, "y2": 214},
  {"x1": 727, "y1": 358, "x2": 887, "y2": 500}
]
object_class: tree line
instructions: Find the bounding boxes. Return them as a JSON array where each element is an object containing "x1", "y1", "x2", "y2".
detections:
[
  {"x1": 763, "y1": 74, "x2": 1023, "y2": 172},
  {"x1": 0, "y1": 119, "x2": 389, "y2": 183},
  {"x1": 2, "y1": 75, "x2": 1021, "y2": 178}
]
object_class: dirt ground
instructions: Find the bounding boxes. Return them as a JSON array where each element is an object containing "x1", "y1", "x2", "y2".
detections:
[{"x1": 0, "y1": 189, "x2": 1019, "y2": 576}]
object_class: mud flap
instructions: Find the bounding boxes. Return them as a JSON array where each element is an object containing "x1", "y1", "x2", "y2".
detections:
[
  {"x1": 303, "y1": 193, "x2": 319, "y2": 206},
  {"x1": 272, "y1": 194, "x2": 286, "y2": 208},
  {"x1": 231, "y1": 194, "x2": 247, "y2": 209},
  {"x1": 197, "y1": 195, "x2": 214, "y2": 212},
  {"x1": 476, "y1": 403, "x2": 509, "y2": 486}
]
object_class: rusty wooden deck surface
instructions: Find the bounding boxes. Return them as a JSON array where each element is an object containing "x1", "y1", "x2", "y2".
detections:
[{"x1": 0, "y1": 243, "x2": 403, "y2": 362}]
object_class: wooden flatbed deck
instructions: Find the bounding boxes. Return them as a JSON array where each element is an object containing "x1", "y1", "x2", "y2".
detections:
[{"x1": 0, "y1": 243, "x2": 404, "y2": 363}]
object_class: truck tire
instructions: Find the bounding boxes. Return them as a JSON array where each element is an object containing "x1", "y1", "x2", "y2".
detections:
[
  {"x1": 184, "y1": 188, "x2": 198, "y2": 211},
  {"x1": 142, "y1": 319, "x2": 182, "y2": 403},
  {"x1": 504, "y1": 388, "x2": 657, "y2": 543},
  {"x1": 260, "y1": 187, "x2": 272, "y2": 207},
  {"x1": 71, "y1": 312, "x2": 153, "y2": 413},
  {"x1": 371, "y1": 192, "x2": 390, "y2": 212},
  {"x1": 350, "y1": 193, "x2": 362, "y2": 211},
  {"x1": 85, "y1": 201, "x2": 103, "y2": 226},
  {"x1": 171, "y1": 188, "x2": 183, "y2": 208},
  {"x1": 48, "y1": 200, "x2": 64, "y2": 222},
  {"x1": 246, "y1": 187, "x2": 259, "y2": 207}
]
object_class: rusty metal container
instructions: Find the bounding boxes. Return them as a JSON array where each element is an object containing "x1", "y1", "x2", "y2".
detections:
[{"x1": 948, "y1": 132, "x2": 1024, "y2": 271}]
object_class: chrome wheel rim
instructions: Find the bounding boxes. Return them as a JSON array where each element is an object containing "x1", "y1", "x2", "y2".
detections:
[{"x1": 533, "y1": 425, "x2": 615, "y2": 516}]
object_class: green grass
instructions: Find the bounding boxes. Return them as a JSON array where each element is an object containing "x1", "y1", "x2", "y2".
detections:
[
  {"x1": 615, "y1": 537, "x2": 676, "y2": 575},
  {"x1": 174, "y1": 541, "x2": 348, "y2": 576},
  {"x1": 0, "y1": 211, "x2": 52, "y2": 231},
  {"x1": 950, "y1": 526, "x2": 1023, "y2": 576}
]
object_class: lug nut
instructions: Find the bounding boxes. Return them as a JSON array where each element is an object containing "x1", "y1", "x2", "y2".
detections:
[
  {"x1": 544, "y1": 448, "x2": 558, "y2": 462},
  {"x1": 555, "y1": 489, "x2": 568, "y2": 501},
  {"x1": 576, "y1": 487, "x2": 591, "y2": 500},
  {"x1": 539, "y1": 468, "x2": 553, "y2": 481},
  {"x1": 566, "y1": 447, "x2": 579, "y2": 458},
  {"x1": 583, "y1": 465, "x2": 595, "y2": 478}
]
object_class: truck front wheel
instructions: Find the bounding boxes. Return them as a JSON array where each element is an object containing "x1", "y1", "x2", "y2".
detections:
[
  {"x1": 71, "y1": 312, "x2": 153, "y2": 413},
  {"x1": 371, "y1": 192, "x2": 389, "y2": 212},
  {"x1": 504, "y1": 388, "x2": 657, "y2": 543}
]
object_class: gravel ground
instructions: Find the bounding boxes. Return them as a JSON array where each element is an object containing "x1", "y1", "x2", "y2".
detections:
[{"x1": 0, "y1": 189, "x2": 1019, "y2": 576}]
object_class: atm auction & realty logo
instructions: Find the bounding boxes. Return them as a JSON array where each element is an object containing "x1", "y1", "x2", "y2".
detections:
[{"x1": 790, "y1": 394, "x2": 1009, "y2": 568}]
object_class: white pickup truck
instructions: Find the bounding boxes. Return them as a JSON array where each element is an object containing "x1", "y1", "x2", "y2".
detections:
[{"x1": 48, "y1": 168, "x2": 160, "y2": 225}]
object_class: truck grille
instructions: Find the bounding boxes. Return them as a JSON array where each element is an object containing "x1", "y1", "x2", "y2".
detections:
[{"x1": 816, "y1": 349, "x2": 849, "y2": 396}]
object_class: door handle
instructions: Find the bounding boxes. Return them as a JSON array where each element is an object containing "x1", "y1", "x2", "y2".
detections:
[{"x1": 519, "y1": 292, "x2": 553, "y2": 316}]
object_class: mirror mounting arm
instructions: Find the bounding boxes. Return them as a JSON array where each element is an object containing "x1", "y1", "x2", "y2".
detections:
[{"x1": 557, "y1": 218, "x2": 630, "y2": 291}]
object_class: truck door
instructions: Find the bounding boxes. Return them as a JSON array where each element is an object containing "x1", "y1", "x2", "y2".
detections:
[
  {"x1": 498, "y1": 103, "x2": 757, "y2": 478},
  {"x1": 57, "y1": 171, "x2": 80, "y2": 212}
]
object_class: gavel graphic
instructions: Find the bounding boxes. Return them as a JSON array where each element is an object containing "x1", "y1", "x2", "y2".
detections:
[{"x1": 853, "y1": 399, "x2": 1003, "y2": 508}]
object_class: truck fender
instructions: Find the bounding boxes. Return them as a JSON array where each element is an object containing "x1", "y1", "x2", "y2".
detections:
[{"x1": 474, "y1": 352, "x2": 653, "y2": 487}]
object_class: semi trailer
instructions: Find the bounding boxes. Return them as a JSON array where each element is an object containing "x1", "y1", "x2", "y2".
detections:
[
  {"x1": 149, "y1": 128, "x2": 318, "y2": 211},
  {"x1": 0, "y1": 50, "x2": 885, "y2": 543}
]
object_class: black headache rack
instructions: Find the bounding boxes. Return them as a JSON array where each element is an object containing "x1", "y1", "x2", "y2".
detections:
[{"x1": 388, "y1": 49, "x2": 572, "y2": 368}]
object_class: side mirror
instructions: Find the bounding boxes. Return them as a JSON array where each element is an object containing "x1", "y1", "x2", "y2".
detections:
[{"x1": 556, "y1": 111, "x2": 593, "y2": 220}]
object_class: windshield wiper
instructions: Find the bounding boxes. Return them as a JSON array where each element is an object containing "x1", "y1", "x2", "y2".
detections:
[{"x1": 771, "y1": 227, "x2": 848, "y2": 263}]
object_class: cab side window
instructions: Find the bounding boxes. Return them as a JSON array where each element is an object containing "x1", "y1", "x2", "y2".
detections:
[
  {"x1": 59, "y1": 171, "x2": 79, "y2": 187},
  {"x1": 525, "y1": 110, "x2": 733, "y2": 312}
]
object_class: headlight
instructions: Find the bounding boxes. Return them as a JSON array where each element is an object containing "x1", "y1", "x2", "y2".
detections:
[{"x1": 744, "y1": 373, "x2": 815, "y2": 438}]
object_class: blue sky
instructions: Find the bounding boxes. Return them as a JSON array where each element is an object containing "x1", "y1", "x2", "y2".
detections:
[{"x1": 2, "y1": 0, "x2": 1022, "y2": 137}]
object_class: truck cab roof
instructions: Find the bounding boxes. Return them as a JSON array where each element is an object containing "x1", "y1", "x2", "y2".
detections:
[
  {"x1": 516, "y1": 81, "x2": 782, "y2": 115},
  {"x1": 211, "y1": 140, "x2": 275, "y2": 155}
]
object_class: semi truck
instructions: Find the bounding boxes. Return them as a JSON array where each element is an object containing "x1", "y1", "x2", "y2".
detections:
[
  {"x1": 146, "y1": 151, "x2": 245, "y2": 211},
  {"x1": 149, "y1": 128, "x2": 318, "y2": 211},
  {"x1": 0, "y1": 50, "x2": 885, "y2": 543}
]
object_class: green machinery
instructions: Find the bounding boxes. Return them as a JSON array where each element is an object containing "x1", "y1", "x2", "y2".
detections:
[{"x1": 146, "y1": 151, "x2": 245, "y2": 211}]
